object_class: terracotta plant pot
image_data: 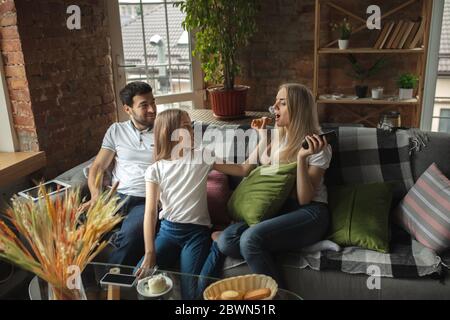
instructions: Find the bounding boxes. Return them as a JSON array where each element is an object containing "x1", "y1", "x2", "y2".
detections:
[{"x1": 208, "y1": 85, "x2": 249, "y2": 119}]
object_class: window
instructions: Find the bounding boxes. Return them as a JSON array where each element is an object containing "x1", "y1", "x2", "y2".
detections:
[
  {"x1": 0, "y1": 55, "x2": 18, "y2": 152},
  {"x1": 108, "y1": 0, "x2": 204, "y2": 121},
  {"x1": 438, "y1": 109, "x2": 450, "y2": 133},
  {"x1": 422, "y1": 0, "x2": 448, "y2": 132}
]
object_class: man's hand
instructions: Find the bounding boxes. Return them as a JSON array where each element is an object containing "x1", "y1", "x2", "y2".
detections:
[{"x1": 78, "y1": 195, "x2": 98, "y2": 213}]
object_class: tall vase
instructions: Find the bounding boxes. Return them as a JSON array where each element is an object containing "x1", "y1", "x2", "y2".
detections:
[{"x1": 48, "y1": 282, "x2": 87, "y2": 300}]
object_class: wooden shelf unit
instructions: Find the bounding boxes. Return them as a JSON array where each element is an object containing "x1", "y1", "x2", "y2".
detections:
[
  {"x1": 313, "y1": 0, "x2": 433, "y2": 127},
  {"x1": 318, "y1": 48, "x2": 425, "y2": 54},
  {"x1": 318, "y1": 97, "x2": 419, "y2": 105}
]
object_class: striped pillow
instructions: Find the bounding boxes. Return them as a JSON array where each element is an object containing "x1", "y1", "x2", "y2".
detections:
[{"x1": 395, "y1": 163, "x2": 450, "y2": 253}]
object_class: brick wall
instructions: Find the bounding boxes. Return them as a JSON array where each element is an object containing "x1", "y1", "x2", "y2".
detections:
[
  {"x1": 237, "y1": 0, "x2": 423, "y2": 127},
  {"x1": 0, "y1": 0, "x2": 116, "y2": 178},
  {"x1": 236, "y1": 0, "x2": 316, "y2": 110}
]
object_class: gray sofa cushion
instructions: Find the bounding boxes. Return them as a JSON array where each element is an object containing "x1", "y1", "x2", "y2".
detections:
[
  {"x1": 55, "y1": 157, "x2": 93, "y2": 189},
  {"x1": 411, "y1": 132, "x2": 450, "y2": 181}
]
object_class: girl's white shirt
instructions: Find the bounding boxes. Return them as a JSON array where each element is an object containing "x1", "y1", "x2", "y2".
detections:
[{"x1": 145, "y1": 148, "x2": 213, "y2": 227}]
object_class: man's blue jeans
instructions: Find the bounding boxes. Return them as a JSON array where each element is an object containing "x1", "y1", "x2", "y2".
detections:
[
  {"x1": 108, "y1": 193, "x2": 146, "y2": 266},
  {"x1": 216, "y1": 200, "x2": 329, "y2": 288},
  {"x1": 137, "y1": 220, "x2": 223, "y2": 300}
]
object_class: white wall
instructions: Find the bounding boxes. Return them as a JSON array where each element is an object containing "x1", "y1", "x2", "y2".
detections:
[{"x1": 0, "y1": 55, "x2": 18, "y2": 152}]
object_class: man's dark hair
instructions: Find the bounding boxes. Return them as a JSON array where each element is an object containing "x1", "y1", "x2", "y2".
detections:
[{"x1": 119, "y1": 82, "x2": 153, "y2": 107}]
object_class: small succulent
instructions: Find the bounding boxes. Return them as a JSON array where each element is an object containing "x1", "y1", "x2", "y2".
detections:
[{"x1": 397, "y1": 73, "x2": 419, "y2": 89}]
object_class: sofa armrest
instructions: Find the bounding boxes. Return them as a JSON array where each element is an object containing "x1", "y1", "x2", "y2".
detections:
[{"x1": 55, "y1": 157, "x2": 95, "y2": 190}]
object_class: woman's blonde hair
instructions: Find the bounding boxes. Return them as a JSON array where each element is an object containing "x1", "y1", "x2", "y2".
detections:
[
  {"x1": 274, "y1": 83, "x2": 321, "y2": 163},
  {"x1": 154, "y1": 108, "x2": 190, "y2": 162}
]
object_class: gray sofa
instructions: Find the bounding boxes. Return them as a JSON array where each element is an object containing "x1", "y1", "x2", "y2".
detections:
[
  {"x1": 55, "y1": 127, "x2": 450, "y2": 300},
  {"x1": 220, "y1": 129, "x2": 450, "y2": 300}
]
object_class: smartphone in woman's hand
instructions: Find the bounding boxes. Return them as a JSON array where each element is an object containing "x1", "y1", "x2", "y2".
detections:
[{"x1": 302, "y1": 131, "x2": 336, "y2": 150}]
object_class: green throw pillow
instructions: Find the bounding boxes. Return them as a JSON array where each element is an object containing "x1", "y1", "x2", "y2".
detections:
[
  {"x1": 328, "y1": 182, "x2": 393, "y2": 253},
  {"x1": 228, "y1": 163, "x2": 297, "y2": 226}
]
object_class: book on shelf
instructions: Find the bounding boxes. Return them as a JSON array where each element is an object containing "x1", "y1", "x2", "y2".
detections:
[
  {"x1": 403, "y1": 21, "x2": 421, "y2": 48},
  {"x1": 409, "y1": 18, "x2": 425, "y2": 49},
  {"x1": 391, "y1": 20, "x2": 409, "y2": 48},
  {"x1": 385, "y1": 21, "x2": 404, "y2": 49},
  {"x1": 398, "y1": 21, "x2": 415, "y2": 49},
  {"x1": 377, "y1": 21, "x2": 395, "y2": 49},
  {"x1": 374, "y1": 22, "x2": 391, "y2": 49}
]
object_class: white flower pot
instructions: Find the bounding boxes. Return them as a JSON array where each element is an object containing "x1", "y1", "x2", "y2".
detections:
[
  {"x1": 371, "y1": 87, "x2": 384, "y2": 100},
  {"x1": 399, "y1": 88, "x2": 413, "y2": 100},
  {"x1": 338, "y1": 39, "x2": 349, "y2": 50}
]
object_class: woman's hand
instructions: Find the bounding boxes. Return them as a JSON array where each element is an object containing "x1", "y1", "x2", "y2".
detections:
[
  {"x1": 251, "y1": 117, "x2": 272, "y2": 130},
  {"x1": 298, "y1": 134, "x2": 328, "y2": 161},
  {"x1": 252, "y1": 117, "x2": 273, "y2": 146},
  {"x1": 135, "y1": 252, "x2": 156, "y2": 278}
]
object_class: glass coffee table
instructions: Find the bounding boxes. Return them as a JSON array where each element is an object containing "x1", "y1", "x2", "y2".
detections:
[{"x1": 29, "y1": 262, "x2": 301, "y2": 300}]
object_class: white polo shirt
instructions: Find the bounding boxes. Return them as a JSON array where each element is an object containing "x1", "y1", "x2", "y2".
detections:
[{"x1": 102, "y1": 121, "x2": 154, "y2": 197}]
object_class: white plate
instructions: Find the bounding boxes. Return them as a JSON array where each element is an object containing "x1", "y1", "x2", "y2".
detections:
[{"x1": 136, "y1": 275, "x2": 173, "y2": 298}]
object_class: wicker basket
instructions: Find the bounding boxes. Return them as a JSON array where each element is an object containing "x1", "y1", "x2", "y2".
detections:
[{"x1": 203, "y1": 274, "x2": 278, "y2": 300}]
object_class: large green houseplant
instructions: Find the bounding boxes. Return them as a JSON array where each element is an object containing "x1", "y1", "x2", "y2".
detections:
[{"x1": 175, "y1": 0, "x2": 259, "y2": 118}]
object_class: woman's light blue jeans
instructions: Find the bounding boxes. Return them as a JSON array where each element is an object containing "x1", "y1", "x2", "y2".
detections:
[{"x1": 216, "y1": 199, "x2": 330, "y2": 288}]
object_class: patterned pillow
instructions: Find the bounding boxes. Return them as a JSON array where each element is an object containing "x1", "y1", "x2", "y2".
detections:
[{"x1": 395, "y1": 163, "x2": 450, "y2": 253}]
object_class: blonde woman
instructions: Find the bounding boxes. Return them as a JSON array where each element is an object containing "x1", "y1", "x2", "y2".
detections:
[{"x1": 214, "y1": 83, "x2": 332, "y2": 288}]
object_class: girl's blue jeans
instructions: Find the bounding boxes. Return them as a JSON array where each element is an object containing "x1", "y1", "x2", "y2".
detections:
[{"x1": 137, "y1": 219, "x2": 223, "y2": 300}]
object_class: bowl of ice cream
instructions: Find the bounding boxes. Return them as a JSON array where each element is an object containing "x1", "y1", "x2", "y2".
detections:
[{"x1": 136, "y1": 274, "x2": 173, "y2": 298}]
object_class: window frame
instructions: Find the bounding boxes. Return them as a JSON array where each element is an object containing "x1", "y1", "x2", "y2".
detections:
[
  {"x1": 107, "y1": 0, "x2": 205, "y2": 122},
  {"x1": 438, "y1": 108, "x2": 450, "y2": 132},
  {"x1": 421, "y1": 0, "x2": 446, "y2": 131}
]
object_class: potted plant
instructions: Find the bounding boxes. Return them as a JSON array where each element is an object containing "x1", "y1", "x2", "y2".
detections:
[
  {"x1": 175, "y1": 0, "x2": 260, "y2": 119},
  {"x1": 346, "y1": 54, "x2": 388, "y2": 98},
  {"x1": 397, "y1": 73, "x2": 419, "y2": 100},
  {"x1": 331, "y1": 17, "x2": 352, "y2": 49}
]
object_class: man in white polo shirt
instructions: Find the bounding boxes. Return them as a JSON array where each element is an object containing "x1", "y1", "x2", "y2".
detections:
[{"x1": 86, "y1": 82, "x2": 156, "y2": 266}]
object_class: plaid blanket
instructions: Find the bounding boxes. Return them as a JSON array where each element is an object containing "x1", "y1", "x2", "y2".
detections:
[
  {"x1": 283, "y1": 241, "x2": 442, "y2": 279},
  {"x1": 325, "y1": 127, "x2": 415, "y2": 205},
  {"x1": 223, "y1": 227, "x2": 444, "y2": 279},
  {"x1": 440, "y1": 250, "x2": 450, "y2": 270}
]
